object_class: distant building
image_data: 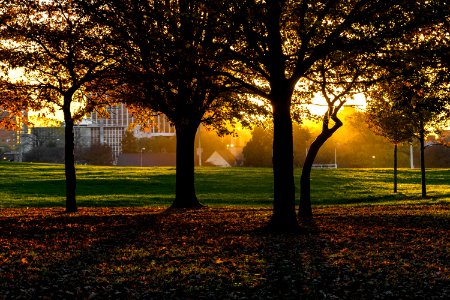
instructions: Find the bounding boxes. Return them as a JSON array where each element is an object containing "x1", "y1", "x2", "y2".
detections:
[{"x1": 75, "y1": 103, "x2": 175, "y2": 164}]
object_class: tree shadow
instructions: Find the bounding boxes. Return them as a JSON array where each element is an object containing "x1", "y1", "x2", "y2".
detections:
[
  {"x1": 1, "y1": 207, "x2": 449, "y2": 299},
  {"x1": 0, "y1": 209, "x2": 164, "y2": 298}
]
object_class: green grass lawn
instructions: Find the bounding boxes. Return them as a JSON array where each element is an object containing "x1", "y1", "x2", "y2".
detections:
[{"x1": 0, "y1": 162, "x2": 449, "y2": 208}]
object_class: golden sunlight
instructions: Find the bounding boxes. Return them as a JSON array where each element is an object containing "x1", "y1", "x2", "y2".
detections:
[{"x1": 307, "y1": 92, "x2": 367, "y2": 116}]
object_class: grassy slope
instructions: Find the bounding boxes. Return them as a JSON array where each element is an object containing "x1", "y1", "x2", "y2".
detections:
[{"x1": 0, "y1": 162, "x2": 449, "y2": 208}]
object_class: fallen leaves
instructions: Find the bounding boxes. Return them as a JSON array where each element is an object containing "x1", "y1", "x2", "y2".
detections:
[{"x1": 0, "y1": 205, "x2": 449, "y2": 299}]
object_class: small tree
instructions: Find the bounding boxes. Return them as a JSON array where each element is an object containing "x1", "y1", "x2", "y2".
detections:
[
  {"x1": 298, "y1": 54, "x2": 366, "y2": 218},
  {"x1": 243, "y1": 124, "x2": 311, "y2": 167},
  {"x1": 365, "y1": 20, "x2": 450, "y2": 197},
  {"x1": 365, "y1": 85, "x2": 414, "y2": 193}
]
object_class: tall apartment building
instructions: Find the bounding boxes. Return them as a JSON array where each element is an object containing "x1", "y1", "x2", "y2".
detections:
[{"x1": 75, "y1": 103, "x2": 175, "y2": 163}]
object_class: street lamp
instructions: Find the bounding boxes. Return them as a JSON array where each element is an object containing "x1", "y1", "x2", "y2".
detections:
[
  {"x1": 140, "y1": 147, "x2": 145, "y2": 167},
  {"x1": 197, "y1": 125, "x2": 202, "y2": 167}
]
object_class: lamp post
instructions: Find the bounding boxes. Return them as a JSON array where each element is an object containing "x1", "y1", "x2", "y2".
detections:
[
  {"x1": 197, "y1": 125, "x2": 202, "y2": 167},
  {"x1": 140, "y1": 147, "x2": 145, "y2": 167}
]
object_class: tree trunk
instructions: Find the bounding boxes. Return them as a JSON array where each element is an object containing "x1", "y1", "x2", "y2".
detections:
[
  {"x1": 63, "y1": 96, "x2": 77, "y2": 213},
  {"x1": 299, "y1": 119, "x2": 342, "y2": 218},
  {"x1": 268, "y1": 96, "x2": 299, "y2": 232},
  {"x1": 419, "y1": 121, "x2": 427, "y2": 198},
  {"x1": 393, "y1": 143, "x2": 398, "y2": 193},
  {"x1": 171, "y1": 122, "x2": 202, "y2": 208}
]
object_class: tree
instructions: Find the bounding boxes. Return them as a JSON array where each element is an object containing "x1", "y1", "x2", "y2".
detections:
[
  {"x1": 84, "y1": 0, "x2": 260, "y2": 208},
  {"x1": 0, "y1": 0, "x2": 119, "y2": 212},
  {"x1": 221, "y1": 0, "x2": 447, "y2": 230},
  {"x1": 149, "y1": 136, "x2": 176, "y2": 154},
  {"x1": 365, "y1": 84, "x2": 415, "y2": 193},
  {"x1": 121, "y1": 130, "x2": 140, "y2": 153},
  {"x1": 23, "y1": 126, "x2": 65, "y2": 163},
  {"x1": 243, "y1": 126, "x2": 274, "y2": 167},
  {"x1": 299, "y1": 54, "x2": 366, "y2": 218},
  {"x1": 24, "y1": 146, "x2": 65, "y2": 163},
  {"x1": 425, "y1": 144, "x2": 450, "y2": 168},
  {"x1": 293, "y1": 125, "x2": 312, "y2": 167}
]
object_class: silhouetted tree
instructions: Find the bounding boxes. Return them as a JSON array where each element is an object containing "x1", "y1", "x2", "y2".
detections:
[
  {"x1": 83, "y1": 0, "x2": 261, "y2": 208},
  {"x1": 299, "y1": 54, "x2": 366, "y2": 217},
  {"x1": 149, "y1": 137, "x2": 176, "y2": 154},
  {"x1": 25, "y1": 146, "x2": 65, "y2": 163},
  {"x1": 0, "y1": 0, "x2": 119, "y2": 212},
  {"x1": 121, "y1": 131, "x2": 140, "y2": 153}
]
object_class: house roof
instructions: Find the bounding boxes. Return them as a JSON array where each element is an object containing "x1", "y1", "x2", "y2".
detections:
[{"x1": 204, "y1": 149, "x2": 237, "y2": 167}]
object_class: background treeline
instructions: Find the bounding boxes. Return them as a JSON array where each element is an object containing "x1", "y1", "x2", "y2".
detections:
[
  {"x1": 20, "y1": 109, "x2": 449, "y2": 168},
  {"x1": 243, "y1": 109, "x2": 450, "y2": 168}
]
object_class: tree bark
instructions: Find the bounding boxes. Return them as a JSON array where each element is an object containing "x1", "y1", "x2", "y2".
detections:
[
  {"x1": 268, "y1": 95, "x2": 299, "y2": 232},
  {"x1": 299, "y1": 118, "x2": 342, "y2": 218},
  {"x1": 419, "y1": 121, "x2": 427, "y2": 198},
  {"x1": 171, "y1": 122, "x2": 202, "y2": 208},
  {"x1": 263, "y1": 1, "x2": 299, "y2": 232},
  {"x1": 63, "y1": 96, "x2": 77, "y2": 213},
  {"x1": 393, "y1": 143, "x2": 398, "y2": 193}
]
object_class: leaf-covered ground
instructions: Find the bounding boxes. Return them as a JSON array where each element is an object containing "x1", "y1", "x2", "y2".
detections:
[{"x1": 1, "y1": 205, "x2": 449, "y2": 299}]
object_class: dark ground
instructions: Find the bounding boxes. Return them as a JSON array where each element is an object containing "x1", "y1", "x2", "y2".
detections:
[{"x1": 1, "y1": 205, "x2": 449, "y2": 299}]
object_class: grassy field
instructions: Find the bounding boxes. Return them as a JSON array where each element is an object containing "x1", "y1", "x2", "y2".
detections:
[{"x1": 0, "y1": 162, "x2": 448, "y2": 208}]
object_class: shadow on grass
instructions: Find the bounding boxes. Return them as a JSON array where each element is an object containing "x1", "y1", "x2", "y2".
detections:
[
  {"x1": 313, "y1": 192, "x2": 450, "y2": 206},
  {"x1": 0, "y1": 210, "x2": 164, "y2": 298}
]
